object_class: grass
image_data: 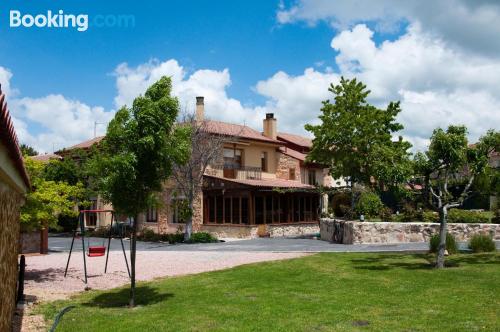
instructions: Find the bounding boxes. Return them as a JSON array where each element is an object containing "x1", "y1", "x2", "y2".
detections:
[{"x1": 39, "y1": 253, "x2": 500, "y2": 331}]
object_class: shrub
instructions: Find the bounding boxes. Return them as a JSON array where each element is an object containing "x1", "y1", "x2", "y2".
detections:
[
  {"x1": 160, "y1": 232, "x2": 184, "y2": 244},
  {"x1": 469, "y1": 234, "x2": 496, "y2": 253},
  {"x1": 91, "y1": 226, "x2": 111, "y2": 238},
  {"x1": 429, "y1": 233, "x2": 458, "y2": 254},
  {"x1": 188, "y1": 232, "x2": 218, "y2": 243},
  {"x1": 422, "y1": 211, "x2": 439, "y2": 223},
  {"x1": 355, "y1": 192, "x2": 383, "y2": 218},
  {"x1": 378, "y1": 207, "x2": 393, "y2": 222},
  {"x1": 331, "y1": 193, "x2": 351, "y2": 217},
  {"x1": 448, "y1": 209, "x2": 490, "y2": 224},
  {"x1": 140, "y1": 228, "x2": 160, "y2": 242}
]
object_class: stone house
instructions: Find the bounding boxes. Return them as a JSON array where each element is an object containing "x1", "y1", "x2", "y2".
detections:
[
  {"x1": 53, "y1": 97, "x2": 344, "y2": 237},
  {"x1": 0, "y1": 85, "x2": 30, "y2": 331}
]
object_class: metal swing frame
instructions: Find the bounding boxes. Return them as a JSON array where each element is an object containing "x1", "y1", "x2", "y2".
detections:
[{"x1": 64, "y1": 209, "x2": 131, "y2": 284}]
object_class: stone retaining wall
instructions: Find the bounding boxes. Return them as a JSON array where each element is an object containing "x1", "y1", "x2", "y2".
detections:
[
  {"x1": 202, "y1": 223, "x2": 319, "y2": 239},
  {"x1": 320, "y1": 218, "x2": 500, "y2": 244}
]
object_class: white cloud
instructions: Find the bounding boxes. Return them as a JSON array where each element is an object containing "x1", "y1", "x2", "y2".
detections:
[
  {"x1": 255, "y1": 68, "x2": 339, "y2": 135},
  {"x1": 11, "y1": 95, "x2": 114, "y2": 153},
  {"x1": 277, "y1": 0, "x2": 500, "y2": 56},
  {"x1": 1, "y1": 67, "x2": 114, "y2": 153},
  {"x1": 0, "y1": 66, "x2": 17, "y2": 98},
  {"x1": 328, "y1": 23, "x2": 500, "y2": 149},
  {"x1": 113, "y1": 59, "x2": 264, "y2": 128}
]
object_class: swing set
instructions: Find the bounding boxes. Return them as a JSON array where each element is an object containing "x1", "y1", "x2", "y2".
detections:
[{"x1": 64, "y1": 210, "x2": 130, "y2": 284}]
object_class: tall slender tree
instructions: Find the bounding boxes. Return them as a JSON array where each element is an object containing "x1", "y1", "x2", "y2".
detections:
[
  {"x1": 415, "y1": 126, "x2": 497, "y2": 268},
  {"x1": 90, "y1": 76, "x2": 184, "y2": 306}
]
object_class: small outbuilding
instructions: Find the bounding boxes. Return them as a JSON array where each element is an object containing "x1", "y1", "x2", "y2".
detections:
[{"x1": 0, "y1": 84, "x2": 30, "y2": 331}]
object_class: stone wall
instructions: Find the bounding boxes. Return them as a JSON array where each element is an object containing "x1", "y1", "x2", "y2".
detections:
[
  {"x1": 201, "y1": 223, "x2": 319, "y2": 239},
  {"x1": 0, "y1": 184, "x2": 23, "y2": 332},
  {"x1": 320, "y1": 219, "x2": 500, "y2": 244},
  {"x1": 276, "y1": 152, "x2": 301, "y2": 181},
  {"x1": 19, "y1": 231, "x2": 41, "y2": 253}
]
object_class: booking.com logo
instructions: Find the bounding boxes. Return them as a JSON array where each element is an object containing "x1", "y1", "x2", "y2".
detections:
[{"x1": 9, "y1": 10, "x2": 135, "y2": 32}]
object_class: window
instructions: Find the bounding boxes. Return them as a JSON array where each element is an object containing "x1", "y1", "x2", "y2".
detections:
[
  {"x1": 172, "y1": 199, "x2": 187, "y2": 223},
  {"x1": 223, "y1": 148, "x2": 243, "y2": 168},
  {"x1": 146, "y1": 207, "x2": 158, "y2": 223},
  {"x1": 289, "y1": 168, "x2": 296, "y2": 180},
  {"x1": 86, "y1": 199, "x2": 98, "y2": 227},
  {"x1": 261, "y1": 152, "x2": 268, "y2": 172},
  {"x1": 308, "y1": 170, "x2": 317, "y2": 185}
]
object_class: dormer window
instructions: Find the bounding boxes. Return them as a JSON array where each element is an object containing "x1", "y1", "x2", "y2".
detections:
[{"x1": 289, "y1": 167, "x2": 296, "y2": 180}]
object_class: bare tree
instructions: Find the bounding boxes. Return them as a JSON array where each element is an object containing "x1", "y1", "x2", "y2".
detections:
[{"x1": 171, "y1": 113, "x2": 229, "y2": 240}]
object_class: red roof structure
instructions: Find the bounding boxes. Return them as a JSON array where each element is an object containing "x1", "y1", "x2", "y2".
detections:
[
  {"x1": 202, "y1": 120, "x2": 282, "y2": 144},
  {"x1": 0, "y1": 84, "x2": 30, "y2": 188},
  {"x1": 205, "y1": 175, "x2": 314, "y2": 189},
  {"x1": 65, "y1": 135, "x2": 105, "y2": 150},
  {"x1": 30, "y1": 154, "x2": 62, "y2": 163},
  {"x1": 277, "y1": 132, "x2": 312, "y2": 149}
]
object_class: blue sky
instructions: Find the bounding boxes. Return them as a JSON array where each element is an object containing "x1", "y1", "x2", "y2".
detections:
[{"x1": 1, "y1": 0, "x2": 499, "y2": 153}]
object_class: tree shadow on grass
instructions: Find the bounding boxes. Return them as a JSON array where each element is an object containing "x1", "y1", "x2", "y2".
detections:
[
  {"x1": 351, "y1": 252, "x2": 499, "y2": 271},
  {"x1": 82, "y1": 285, "x2": 173, "y2": 308}
]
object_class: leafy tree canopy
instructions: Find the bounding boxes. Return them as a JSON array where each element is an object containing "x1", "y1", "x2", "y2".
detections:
[
  {"x1": 305, "y1": 77, "x2": 412, "y2": 189},
  {"x1": 20, "y1": 144, "x2": 38, "y2": 156},
  {"x1": 21, "y1": 158, "x2": 87, "y2": 232},
  {"x1": 89, "y1": 76, "x2": 184, "y2": 217}
]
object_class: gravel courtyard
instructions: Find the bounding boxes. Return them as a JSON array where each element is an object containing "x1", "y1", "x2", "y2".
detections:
[{"x1": 23, "y1": 236, "x2": 432, "y2": 302}]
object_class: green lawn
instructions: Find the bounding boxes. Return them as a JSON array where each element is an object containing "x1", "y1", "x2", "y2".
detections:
[{"x1": 40, "y1": 253, "x2": 500, "y2": 331}]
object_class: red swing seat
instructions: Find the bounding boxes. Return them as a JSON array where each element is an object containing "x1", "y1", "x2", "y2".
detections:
[{"x1": 87, "y1": 246, "x2": 106, "y2": 257}]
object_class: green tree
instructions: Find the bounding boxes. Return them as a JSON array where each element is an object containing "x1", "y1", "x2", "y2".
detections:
[
  {"x1": 89, "y1": 76, "x2": 183, "y2": 306},
  {"x1": 414, "y1": 126, "x2": 496, "y2": 268},
  {"x1": 305, "y1": 77, "x2": 412, "y2": 207},
  {"x1": 21, "y1": 158, "x2": 86, "y2": 232},
  {"x1": 20, "y1": 143, "x2": 38, "y2": 156},
  {"x1": 44, "y1": 157, "x2": 82, "y2": 185}
]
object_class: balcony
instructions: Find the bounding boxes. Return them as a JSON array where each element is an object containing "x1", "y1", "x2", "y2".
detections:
[{"x1": 206, "y1": 164, "x2": 262, "y2": 180}]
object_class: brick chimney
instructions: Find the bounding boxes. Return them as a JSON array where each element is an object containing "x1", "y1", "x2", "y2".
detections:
[
  {"x1": 196, "y1": 96, "x2": 204, "y2": 122},
  {"x1": 263, "y1": 113, "x2": 277, "y2": 140}
]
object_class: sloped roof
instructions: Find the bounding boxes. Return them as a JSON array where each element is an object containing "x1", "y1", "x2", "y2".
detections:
[
  {"x1": 203, "y1": 120, "x2": 281, "y2": 144},
  {"x1": 278, "y1": 146, "x2": 307, "y2": 162},
  {"x1": 277, "y1": 132, "x2": 312, "y2": 149},
  {"x1": 30, "y1": 154, "x2": 62, "y2": 163},
  {"x1": 0, "y1": 85, "x2": 30, "y2": 189},
  {"x1": 205, "y1": 175, "x2": 314, "y2": 189},
  {"x1": 59, "y1": 136, "x2": 105, "y2": 152}
]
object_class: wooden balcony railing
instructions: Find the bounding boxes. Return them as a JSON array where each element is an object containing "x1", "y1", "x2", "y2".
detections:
[{"x1": 208, "y1": 164, "x2": 262, "y2": 180}]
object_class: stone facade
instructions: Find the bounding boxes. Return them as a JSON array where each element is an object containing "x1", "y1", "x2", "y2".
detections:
[
  {"x1": 0, "y1": 184, "x2": 23, "y2": 332},
  {"x1": 201, "y1": 222, "x2": 319, "y2": 239},
  {"x1": 138, "y1": 187, "x2": 203, "y2": 235},
  {"x1": 276, "y1": 153, "x2": 301, "y2": 181},
  {"x1": 320, "y1": 219, "x2": 500, "y2": 244}
]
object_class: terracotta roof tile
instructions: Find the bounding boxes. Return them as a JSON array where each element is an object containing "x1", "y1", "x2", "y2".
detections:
[
  {"x1": 63, "y1": 136, "x2": 105, "y2": 151},
  {"x1": 0, "y1": 85, "x2": 30, "y2": 188},
  {"x1": 203, "y1": 120, "x2": 281, "y2": 144},
  {"x1": 278, "y1": 146, "x2": 307, "y2": 162},
  {"x1": 205, "y1": 175, "x2": 314, "y2": 189},
  {"x1": 277, "y1": 132, "x2": 312, "y2": 148},
  {"x1": 30, "y1": 154, "x2": 62, "y2": 163}
]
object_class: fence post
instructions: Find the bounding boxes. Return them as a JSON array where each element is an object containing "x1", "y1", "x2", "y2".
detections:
[{"x1": 17, "y1": 255, "x2": 25, "y2": 303}]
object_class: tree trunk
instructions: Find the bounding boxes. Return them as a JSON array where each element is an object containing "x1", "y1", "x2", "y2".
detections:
[
  {"x1": 350, "y1": 180, "x2": 356, "y2": 211},
  {"x1": 129, "y1": 215, "x2": 138, "y2": 307},
  {"x1": 436, "y1": 206, "x2": 448, "y2": 269},
  {"x1": 184, "y1": 200, "x2": 194, "y2": 241}
]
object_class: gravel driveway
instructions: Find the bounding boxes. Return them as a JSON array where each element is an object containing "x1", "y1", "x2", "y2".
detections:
[
  {"x1": 24, "y1": 238, "x2": 308, "y2": 302},
  {"x1": 24, "y1": 236, "x2": 431, "y2": 302}
]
